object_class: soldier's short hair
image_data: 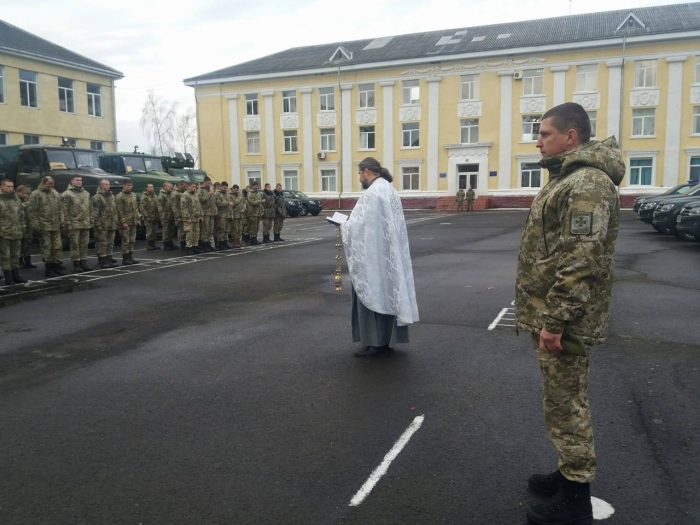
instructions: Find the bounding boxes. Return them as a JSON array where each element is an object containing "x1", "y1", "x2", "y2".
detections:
[
  {"x1": 220, "y1": 181, "x2": 229, "y2": 187},
  {"x1": 232, "y1": 184, "x2": 240, "y2": 189},
  {"x1": 71, "y1": 174, "x2": 82, "y2": 182},
  {"x1": 41, "y1": 176, "x2": 53, "y2": 184},
  {"x1": 99, "y1": 178, "x2": 110, "y2": 185},
  {"x1": 16, "y1": 185, "x2": 28, "y2": 193},
  {"x1": 123, "y1": 178, "x2": 133, "y2": 185},
  {"x1": 251, "y1": 181, "x2": 260, "y2": 187},
  {"x1": 0, "y1": 178, "x2": 12, "y2": 187},
  {"x1": 542, "y1": 102, "x2": 591, "y2": 144},
  {"x1": 203, "y1": 176, "x2": 212, "y2": 182}
]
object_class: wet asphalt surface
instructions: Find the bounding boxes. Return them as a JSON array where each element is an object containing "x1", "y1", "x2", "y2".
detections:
[{"x1": 0, "y1": 210, "x2": 698, "y2": 525}]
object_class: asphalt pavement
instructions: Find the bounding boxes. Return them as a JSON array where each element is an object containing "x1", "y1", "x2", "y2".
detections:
[{"x1": 0, "y1": 211, "x2": 698, "y2": 525}]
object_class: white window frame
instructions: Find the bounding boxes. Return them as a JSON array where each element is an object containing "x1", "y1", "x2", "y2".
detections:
[
  {"x1": 521, "y1": 115, "x2": 542, "y2": 142},
  {"x1": 320, "y1": 128, "x2": 336, "y2": 151},
  {"x1": 283, "y1": 130, "x2": 298, "y2": 153},
  {"x1": 460, "y1": 119, "x2": 479, "y2": 144},
  {"x1": 629, "y1": 158, "x2": 654, "y2": 186},
  {"x1": 634, "y1": 60, "x2": 657, "y2": 88},
  {"x1": 519, "y1": 159, "x2": 544, "y2": 189},
  {"x1": 320, "y1": 167, "x2": 337, "y2": 192},
  {"x1": 576, "y1": 64, "x2": 598, "y2": 92},
  {"x1": 587, "y1": 111, "x2": 597, "y2": 138},
  {"x1": 632, "y1": 108, "x2": 656, "y2": 137},
  {"x1": 58, "y1": 77, "x2": 75, "y2": 113},
  {"x1": 460, "y1": 75, "x2": 478, "y2": 100},
  {"x1": 522, "y1": 69, "x2": 544, "y2": 96},
  {"x1": 359, "y1": 126, "x2": 375, "y2": 150},
  {"x1": 23, "y1": 134, "x2": 40, "y2": 145},
  {"x1": 282, "y1": 90, "x2": 297, "y2": 114},
  {"x1": 402, "y1": 80, "x2": 420, "y2": 105},
  {"x1": 402, "y1": 123, "x2": 420, "y2": 148},
  {"x1": 245, "y1": 94, "x2": 258, "y2": 116},
  {"x1": 0, "y1": 65, "x2": 5, "y2": 104},
  {"x1": 689, "y1": 155, "x2": 700, "y2": 181},
  {"x1": 693, "y1": 107, "x2": 700, "y2": 136},
  {"x1": 246, "y1": 131, "x2": 260, "y2": 154},
  {"x1": 358, "y1": 84, "x2": 375, "y2": 108},
  {"x1": 87, "y1": 83, "x2": 102, "y2": 117},
  {"x1": 626, "y1": 150, "x2": 658, "y2": 187},
  {"x1": 401, "y1": 166, "x2": 421, "y2": 191},
  {"x1": 281, "y1": 168, "x2": 299, "y2": 191},
  {"x1": 245, "y1": 169, "x2": 262, "y2": 187},
  {"x1": 19, "y1": 70, "x2": 38, "y2": 108},
  {"x1": 90, "y1": 141, "x2": 103, "y2": 151},
  {"x1": 0, "y1": 132, "x2": 7, "y2": 145},
  {"x1": 319, "y1": 87, "x2": 335, "y2": 111}
]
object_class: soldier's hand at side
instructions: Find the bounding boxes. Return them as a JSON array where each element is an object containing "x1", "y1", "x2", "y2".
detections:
[
  {"x1": 539, "y1": 329, "x2": 564, "y2": 354},
  {"x1": 137, "y1": 221, "x2": 141, "y2": 226},
  {"x1": 122, "y1": 222, "x2": 128, "y2": 229}
]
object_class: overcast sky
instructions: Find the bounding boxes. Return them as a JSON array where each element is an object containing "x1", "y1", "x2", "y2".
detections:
[{"x1": 0, "y1": 0, "x2": 681, "y2": 153}]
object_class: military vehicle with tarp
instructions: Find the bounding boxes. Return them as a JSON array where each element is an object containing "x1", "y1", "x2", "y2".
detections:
[
  {"x1": 98, "y1": 152, "x2": 181, "y2": 194},
  {"x1": 161, "y1": 152, "x2": 209, "y2": 184}
]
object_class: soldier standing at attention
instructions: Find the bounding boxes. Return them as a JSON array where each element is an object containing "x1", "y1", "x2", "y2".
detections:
[
  {"x1": 229, "y1": 184, "x2": 245, "y2": 249},
  {"x1": 246, "y1": 181, "x2": 263, "y2": 245},
  {"x1": 16, "y1": 185, "x2": 36, "y2": 269},
  {"x1": 273, "y1": 183, "x2": 286, "y2": 242},
  {"x1": 157, "y1": 182, "x2": 176, "y2": 251},
  {"x1": 61, "y1": 175, "x2": 93, "y2": 272},
  {"x1": 92, "y1": 179, "x2": 119, "y2": 269},
  {"x1": 172, "y1": 180, "x2": 188, "y2": 251},
  {"x1": 515, "y1": 103, "x2": 624, "y2": 525},
  {"x1": 28, "y1": 176, "x2": 65, "y2": 277},
  {"x1": 214, "y1": 181, "x2": 232, "y2": 250},
  {"x1": 181, "y1": 181, "x2": 204, "y2": 255},
  {"x1": 198, "y1": 176, "x2": 217, "y2": 252},
  {"x1": 140, "y1": 183, "x2": 161, "y2": 250},
  {"x1": 115, "y1": 180, "x2": 141, "y2": 265},
  {"x1": 456, "y1": 187, "x2": 465, "y2": 211},
  {"x1": 0, "y1": 179, "x2": 28, "y2": 285},
  {"x1": 466, "y1": 186, "x2": 475, "y2": 211},
  {"x1": 261, "y1": 183, "x2": 275, "y2": 244},
  {"x1": 241, "y1": 185, "x2": 251, "y2": 244}
]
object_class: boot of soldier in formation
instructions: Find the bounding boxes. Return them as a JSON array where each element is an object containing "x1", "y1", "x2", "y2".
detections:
[
  {"x1": 163, "y1": 241, "x2": 174, "y2": 251},
  {"x1": 20, "y1": 256, "x2": 37, "y2": 269},
  {"x1": 147, "y1": 240, "x2": 159, "y2": 250},
  {"x1": 80, "y1": 260, "x2": 91, "y2": 272},
  {"x1": 53, "y1": 262, "x2": 66, "y2": 276},
  {"x1": 3, "y1": 270, "x2": 14, "y2": 285},
  {"x1": 526, "y1": 477, "x2": 593, "y2": 525},
  {"x1": 44, "y1": 263, "x2": 60, "y2": 278},
  {"x1": 129, "y1": 252, "x2": 140, "y2": 264},
  {"x1": 122, "y1": 254, "x2": 133, "y2": 266},
  {"x1": 263, "y1": 235, "x2": 272, "y2": 244},
  {"x1": 242, "y1": 234, "x2": 250, "y2": 245},
  {"x1": 206, "y1": 241, "x2": 215, "y2": 253},
  {"x1": 11, "y1": 268, "x2": 27, "y2": 283},
  {"x1": 73, "y1": 260, "x2": 85, "y2": 273},
  {"x1": 274, "y1": 233, "x2": 285, "y2": 242},
  {"x1": 250, "y1": 237, "x2": 260, "y2": 245}
]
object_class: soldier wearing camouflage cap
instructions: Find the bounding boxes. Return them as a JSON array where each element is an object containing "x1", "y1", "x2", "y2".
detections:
[
  {"x1": 515, "y1": 102, "x2": 624, "y2": 525},
  {"x1": 62, "y1": 175, "x2": 93, "y2": 272}
]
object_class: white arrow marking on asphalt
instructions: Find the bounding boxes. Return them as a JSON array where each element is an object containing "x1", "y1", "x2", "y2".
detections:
[
  {"x1": 592, "y1": 497, "x2": 615, "y2": 520},
  {"x1": 349, "y1": 415, "x2": 425, "y2": 507}
]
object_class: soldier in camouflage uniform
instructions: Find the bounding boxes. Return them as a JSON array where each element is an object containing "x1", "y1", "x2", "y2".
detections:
[
  {"x1": 228, "y1": 185, "x2": 245, "y2": 249},
  {"x1": 246, "y1": 181, "x2": 263, "y2": 245},
  {"x1": 0, "y1": 179, "x2": 28, "y2": 285},
  {"x1": 16, "y1": 185, "x2": 36, "y2": 269},
  {"x1": 61, "y1": 175, "x2": 93, "y2": 272},
  {"x1": 92, "y1": 179, "x2": 119, "y2": 269},
  {"x1": 455, "y1": 188, "x2": 465, "y2": 211},
  {"x1": 241, "y1": 185, "x2": 251, "y2": 243},
  {"x1": 466, "y1": 186, "x2": 475, "y2": 211},
  {"x1": 261, "y1": 183, "x2": 275, "y2": 244},
  {"x1": 28, "y1": 176, "x2": 65, "y2": 277},
  {"x1": 116, "y1": 180, "x2": 141, "y2": 265},
  {"x1": 273, "y1": 183, "x2": 286, "y2": 242},
  {"x1": 214, "y1": 181, "x2": 232, "y2": 250},
  {"x1": 181, "y1": 182, "x2": 204, "y2": 255},
  {"x1": 157, "y1": 182, "x2": 176, "y2": 251},
  {"x1": 198, "y1": 176, "x2": 217, "y2": 252},
  {"x1": 515, "y1": 103, "x2": 624, "y2": 525},
  {"x1": 172, "y1": 181, "x2": 188, "y2": 251},
  {"x1": 140, "y1": 183, "x2": 161, "y2": 250}
]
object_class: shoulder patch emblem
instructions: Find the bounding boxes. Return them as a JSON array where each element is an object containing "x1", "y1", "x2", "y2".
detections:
[{"x1": 571, "y1": 212, "x2": 593, "y2": 235}]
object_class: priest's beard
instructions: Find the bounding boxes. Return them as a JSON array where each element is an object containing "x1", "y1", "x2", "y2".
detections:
[{"x1": 361, "y1": 180, "x2": 370, "y2": 189}]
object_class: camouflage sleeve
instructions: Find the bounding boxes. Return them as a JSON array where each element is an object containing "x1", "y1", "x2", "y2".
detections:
[
  {"x1": 542, "y1": 176, "x2": 618, "y2": 334},
  {"x1": 28, "y1": 193, "x2": 39, "y2": 230},
  {"x1": 156, "y1": 195, "x2": 165, "y2": 218},
  {"x1": 116, "y1": 195, "x2": 126, "y2": 224},
  {"x1": 61, "y1": 193, "x2": 71, "y2": 226},
  {"x1": 89, "y1": 196, "x2": 94, "y2": 227}
]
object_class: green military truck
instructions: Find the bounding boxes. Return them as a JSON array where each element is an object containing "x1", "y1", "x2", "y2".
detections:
[
  {"x1": 161, "y1": 152, "x2": 209, "y2": 184},
  {"x1": 98, "y1": 152, "x2": 181, "y2": 193}
]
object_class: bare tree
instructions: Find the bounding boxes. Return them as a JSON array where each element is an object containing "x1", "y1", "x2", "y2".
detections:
[
  {"x1": 175, "y1": 107, "x2": 198, "y2": 159},
  {"x1": 140, "y1": 90, "x2": 178, "y2": 156}
]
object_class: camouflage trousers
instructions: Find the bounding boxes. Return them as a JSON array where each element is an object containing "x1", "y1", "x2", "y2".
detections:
[
  {"x1": 145, "y1": 220, "x2": 159, "y2": 242},
  {"x1": 95, "y1": 229, "x2": 116, "y2": 257},
  {"x1": 176, "y1": 220, "x2": 186, "y2": 243},
  {"x1": 39, "y1": 230, "x2": 62, "y2": 264},
  {"x1": 21, "y1": 235, "x2": 32, "y2": 258},
  {"x1": 69, "y1": 229, "x2": 90, "y2": 261},
  {"x1": 215, "y1": 216, "x2": 231, "y2": 242},
  {"x1": 184, "y1": 221, "x2": 200, "y2": 248},
  {"x1": 532, "y1": 333, "x2": 596, "y2": 483},
  {"x1": 162, "y1": 220, "x2": 176, "y2": 243},
  {"x1": 274, "y1": 215, "x2": 285, "y2": 235},
  {"x1": 262, "y1": 217, "x2": 274, "y2": 236},
  {"x1": 229, "y1": 218, "x2": 242, "y2": 242},
  {"x1": 200, "y1": 216, "x2": 215, "y2": 243},
  {"x1": 248, "y1": 216, "x2": 261, "y2": 238},
  {"x1": 467, "y1": 200, "x2": 474, "y2": 211},
  {"x1": 0, "y1": 237, "x2": 21, "y2": 270},
  {"x1": 243, "y1": 216, "x2": 250, "y2": 236},
  {"x1": 121, "y1": 225, "x2": 137, "y2": 255},
  {"x1": 456, "y1": 199, "x2": 464, "y2": 210}
]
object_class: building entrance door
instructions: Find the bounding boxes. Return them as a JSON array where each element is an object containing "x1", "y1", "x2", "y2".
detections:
[{"x1": 457, "y1": 164, "x2": 479, "y2": 197}]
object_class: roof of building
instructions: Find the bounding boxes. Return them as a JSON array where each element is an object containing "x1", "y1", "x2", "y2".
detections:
[
  {"x1": 185, "y1": 2, "x2": 700, "y2": 84},
  {"x1": 0, "y1": 18, "x2": 123, "y2": 78}
]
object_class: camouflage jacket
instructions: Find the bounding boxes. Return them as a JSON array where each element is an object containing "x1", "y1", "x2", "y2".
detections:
[
  {"x1": 19, "y1": 196, "x2": 31, "y2": 237},
  {"x1": 198, "y1": 187, "x2": 217, "y2": 217},
  {"x1": 456, "y1": 189, "x2": 465, "y2": 202},
  {"x1": 62, "y1": 184, "x2": 93, "y2": 229},
  {"x1": 28, "y1": 184, "x2": 63, "y2": 232},
  {"x1": 0, "y1": 192, "x2": 24, "y2": 240},
  {"x1": 246, "y1": 189, "x2": 263, "y2": 217},
  {"x1": 230, "y1": 193, "x2": 245, "y2": 219},
  {"x1": 157, "y1": 190, "x2": 174, "y2": 221},
  {"x1": 116, "y1": 191, "x2": 140, "y2": 226},
  {"x1": 466, "y1": 189, "x2": 475, "y2": 202},
  {"x1": 273, "y1": 190, "x2": 285, "y2": 217},
  {"x1": 181, "y1": 190, "x2": 203, "y2": 222},
  {"x1": 515, "y1": 137, "x2": 624, "y2": 346},
  {"x1": 214, "y1": 190, "x2": 232, "y2": 219},
  {"x1": 92, "y1": 189, "x2": 119, "y2": 231},
  {"x1": 171, "y1": 189, "x2": 185, "y2": 220},
  {"x1": 139, "y1": 191, "x2": 159, "y2": 221},
  {"x1": 262, "y1": 190, "x2": 275, "y2": 218}
]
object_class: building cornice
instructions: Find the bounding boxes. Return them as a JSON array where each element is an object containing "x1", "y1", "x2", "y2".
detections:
[{"x1": 0, "y1": 46, "x2": 123, "y2": 79}]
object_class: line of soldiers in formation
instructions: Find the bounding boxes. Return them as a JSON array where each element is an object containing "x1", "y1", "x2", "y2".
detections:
[{"x1": 0, "y1": 175, "x2": 286, "y2": 286}]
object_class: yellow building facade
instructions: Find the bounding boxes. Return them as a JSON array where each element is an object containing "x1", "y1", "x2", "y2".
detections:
[
  {"x1": 0, "y1": 19, "x2": 122, "y2": 151},
  {"x1": 186, "y1": 5, "x2": 700, "y2": 204}
]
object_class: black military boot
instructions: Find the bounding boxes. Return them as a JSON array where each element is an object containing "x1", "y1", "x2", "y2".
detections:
[
  {"x1": 45, "y1": 263, "x2": 58, "y2": 278},
  {"x1": 129, "y1": 252, "x2": 140, "y2": 264},
  {"x1": 11, "y1": 268, "x2": 28, "y2": 283},
  {"x1": 250, "y1": 237, "x2": 260, "y2": 245},
  {"x1": 274, "y1": 233, "x2": 285, "y2": 242},
  {"x1": 3, "y1": 270, "x2": 14, "y2": 286},
  {"x1": 56, "y1": 260, "x2": 66, "y2": 270},
  {"x1": 528, "y1": 470, "x2": 565, "y2": 497},
  {"x1": 53, "y1": 263, "x2": 66, "y2": 276},
  {"x1": 205, "y1": 242, "x2": 215, "y2": 253},
  {"x1": 80, "y1": 260, "x2": 92, "y2": 272},
  {"x1": 262, "y1": 235, "x2": 272, "y2": 244},
  {"x1": 526, "y1": 479, "x2": 593, "y2": 525},
  {"x1": 122, "y1": 254, "x2": 133, "y2": 266},
  {"x1": 187, "y1": 246, "x2": 198, "y2": 255},
  {"x1": 110, "y1": 256, "x2": 118, "y2": 264},
  {"x1": 223, "y1": 240, "x2": 232, "y2": 250},
  {"x1": 73, "y1": 260, "x2": 85, "y2": 273},
  {"x1": 180, "y1": 241, "x2": 186, "y2": 251},
  {"x1": 242, "y1": 234, "x2": 250, "y2": 244},
  {"x1": 146, "y1": 240, "x2": 156, "y2": 250},
  {"x1": 214, "y1": 241, "x2": 221, "y2": 250},
  {"x1": 21, "y1": 256, "x2": 37, "y2": 269},
  {"x1": 163, "y1": 241, "x2": 173, "y2": 251}
]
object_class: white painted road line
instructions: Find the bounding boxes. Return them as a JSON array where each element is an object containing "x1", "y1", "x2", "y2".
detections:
[
  {"x1": 488, "y1": 308, "x2": 510, "y2": 331},
  {"x1": 349, "y1": 415, "x2": 425, "y2": 507},
  {"x1": 592, "y1": 497, "x2": 615, "y2": 520}
]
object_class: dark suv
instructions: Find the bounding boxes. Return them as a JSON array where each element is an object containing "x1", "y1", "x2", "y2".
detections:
[
  {"x1": 651, "y1": 191, "x2": 700, "y2": 234},
  {"x1": 638, "y1": 184, "x2": 700, "y2": 228},
  {"x1": 633, "y1": 183, "x2": 696, "y2": 212},
  {"x1": 282, "y1": 190, "x2": 323, "y2": 216},
  {"x1": 675, "y1": 201, "x2": 700, "y2": 241}
]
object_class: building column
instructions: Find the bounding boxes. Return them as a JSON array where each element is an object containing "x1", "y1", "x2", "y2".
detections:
[
  {"x1": 300, "y1": 88, "x2": 314, "y2": 192},
  {"x1": 380, "y1": 81, "x2": 395, "y2": 175},
  {"x1": 606, "y1": 59, "x2": 623, "y2": 142},
  {"x1": 551, "y1": 66, "x2": 569, "y2": 106},
  {"x1": 663, "y1": 55, "x2": 687, "y2": 187},
  {"x1": 226, "y1": 94, "x2": 241, "y2": 186},
  {"x1": 262, "y1": 91, "x2": 276, "y2": 186},
  {"x1": 340, "y1": 83, "x2": 353, "y2": 195},
  {"x1": 426, "y1": 77, "x2": 442, "y2": 192},
  {"x1": 498, "y1": 70, "x2": 514, "y2": 190}
]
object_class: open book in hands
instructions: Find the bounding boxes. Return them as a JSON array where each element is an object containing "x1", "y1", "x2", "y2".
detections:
[{"x1": 326, "y1": 212, "x2": 349, "y2": 226}]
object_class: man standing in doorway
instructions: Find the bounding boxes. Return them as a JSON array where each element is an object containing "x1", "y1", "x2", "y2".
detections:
[
  {"x1": 515, "y1": 102, "x2": 624, "y2": 525},
  {"x1": 466, "y1": 186, "x2": 475, "y2": 211},
  {"x1": 61, "y1": 175, "x2": 93, "y2": 272},
  {"x1": 140, "y1": 183, "x2": 161, "y2": 250},
  {"x1": 116, "y1": 180, "x2": 141, "y2": 265},
  {"x1": 456, "y1": 187, "x2": 465, "y2": 211}
]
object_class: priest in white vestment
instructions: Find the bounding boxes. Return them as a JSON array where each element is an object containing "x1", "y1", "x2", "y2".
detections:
[{"x1": 341, "y1": 157, "x2": 419, "y2": 357}]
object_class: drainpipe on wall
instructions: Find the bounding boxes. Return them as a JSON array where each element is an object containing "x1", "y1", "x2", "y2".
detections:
[
  {"x1": 337, "y1": 62, "x2": 342, "y2": 209},
  {"x1": 111, "y1": 79, "x2": 118, "y2": 151},
  {"x1": 195, "y1": 80, "x2": 202, "y2": 169},
  {"x1": 618, "y1": 35, "x2": 626, "y2": 153}
]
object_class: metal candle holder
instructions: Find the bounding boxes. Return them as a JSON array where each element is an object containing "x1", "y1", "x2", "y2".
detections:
[{"x1": 334, "y1": 226, "x2": 343, "y2": 291}]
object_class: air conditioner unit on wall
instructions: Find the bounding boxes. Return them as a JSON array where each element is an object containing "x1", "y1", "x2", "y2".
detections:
[
  {"x1": 513, "y1": 71, "x2": 523, "y2": 80},
  {"x1": 317, "y1": 152, "x2": 326, "y2": 159}
]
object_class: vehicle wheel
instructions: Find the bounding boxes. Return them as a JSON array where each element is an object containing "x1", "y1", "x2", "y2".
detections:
[
  {"x1": 311, "y1": 211, "x2": 320, "y2": 216},
  {"x1": 652, "y1": 225, "x2": 664, "y2": 233},
  {"x1": 300, "y1": 204, "x2": 309, "y2": 216},
  {"x1": 288, "y1": 211, "x2": 299, "y2": 218},
  {"x1": 675, "y1": 230, "x2": 695, "y2": 242}
]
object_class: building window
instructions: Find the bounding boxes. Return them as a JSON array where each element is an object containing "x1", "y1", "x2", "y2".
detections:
[
  {"x1": 0, "y1": 132, "x2": 6, "y2": 145},
  {"x1": 401, "y1": 166, "x2": 420, "y2": 191},
  {"x1": 319, "y1": 87, "x2": 335, "y2": 111},
  {"x1": 90, "y1": 141, "x2": 103, "y2": 151},
  {"x1": 65, "y1": 137, "x2": 77, "y2": 147},
  {"x1": 246, "y1": 170, "x2": 262, "y2": 187},
  {"x1": 246, "y1": 132, "x2": 260, "y2": 154},
  {"x1": 630, "y1": 158, "x2": 653, "y2": 185},
  {"x1": 522, "y1": 115, "x2": 542, "y2": 141},
  {"x1": 0, "y1": 65, "x2": 5, "y2": 104},
  {"x1": 245, "y1": 94, "x2": 258, "y2": 116},
  {"x1": 634, "y1": 60, "x2": 657, "y2": 88},
  {"x1": 521, "y1": 162, "x2": 542, "y2": 188},
  {"x1": 359, "y1": 126, "x2": 375, "y2": 149},
  {"x1": 690, "y1": 157, "x2": 700, "y2": 180},
  {"x1": 19, "y1": 70, "x2": 38, "y2": 108},
  {"x1": 632, "y1": 108, "x2": 655, "y2": 136},
  {"x1": 87, "y1": 83, "x2": 102, "y2": 117},
  {"x1": 461, "y1": 75, "x2": 478, "y2": 100},
  {"x1": 693, "y1": 107, "x2": 700, "y2": 135},
  {"x1": 283, "y1": 130, "x2": 298, "y2": 153},
  {"x1": 523, "y1": 69, "x2": 544, "y2": 96},
  {"x1": 460, "y1": 119, "x2": 479, "y2": 144},
  {"x1": 402, "y1": 123, "x2": 420, "y2": 148},
  {"x1": 282, "y1": 90, "x2": 297, "y2": 113},
  {"x1": 282, "y1": 169, "x2": 299, "y2": 191},
  {"x1": 321, "y1": 168, "x2": 337, "y2": 192},
  {"x1": 576, "y1": 64, "x2": 598, "y2": 92},
  {"x1": 23, "y1": 134, "x2": 40, "y2": 145},
  {"x1": 402, "y1": 80, "x2": 420, "y2": 105},
  {"x1": 320, "y1": 128, "x2": 335, "y2": 151},
  {"x1": 358, "y1": 84, "x2": 375, "y2": 108},
  {"x1": 58, "y1": 77, "x2": 74, "y2": 113},
  {"x1": 587, "y1": 111, "x2": 597, "y2": 138}
]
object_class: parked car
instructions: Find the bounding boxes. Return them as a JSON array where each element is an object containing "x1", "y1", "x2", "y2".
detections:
[
  {"x1": 638, "y1": 183, "x2": 700, "y2": 227},
  {"x1": 282, "y1": 190, "x2": 323, "y2": 216},
  {"x1": 285, "y1": 196, "x2": 303, "y2": 217},
  {"x1": 632, "y1": 182, "x2": 696, "y2": 212},
  {"x1": 651, "y1": 192, "x2": 700, "y2": 234},
  {"x1": 674, "y1": 200, "x2": 700, "y2": 241}
]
